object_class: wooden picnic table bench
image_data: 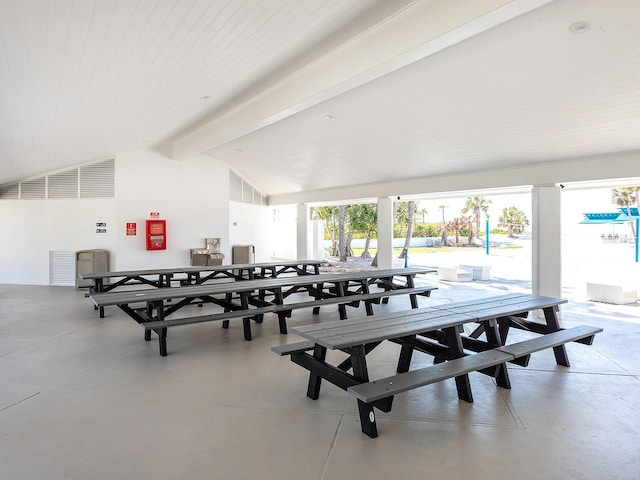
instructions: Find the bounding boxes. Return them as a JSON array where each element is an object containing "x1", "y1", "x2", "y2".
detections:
[
  {"x1": 89, "y1": 267, "x2": 436, "y2": 356},
  {"x1": 81, "y1": 260, "x2": 325, "y2": 317},
  {"x1": 274, "y1": 293, "x2": 602, "y2": 438}
]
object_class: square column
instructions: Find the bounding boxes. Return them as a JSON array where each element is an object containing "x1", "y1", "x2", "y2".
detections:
[
  {"x1": 376, "y1": 197, "x2": 394, "y2": 269},
  {"x1": 532, "y1": 185, "x2": 562, "y2": 298},
  {"x1": 296, "y1": 203, "x2": 311, "y2": 260}
]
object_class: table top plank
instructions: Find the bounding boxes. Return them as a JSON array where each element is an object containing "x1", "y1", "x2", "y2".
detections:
[
  {"x1": 430, "y1": 293, "x2": 567, "y2": 320},
  {"x1": 295, "y1": 309, "x2": 478, "y2": 350},
  {"x1": 80, "y1": 260, "x2": 325, "y2": 280},
  {"x1": 292, "y1": 293, "x2": 567, "y2": 350},
  {"x1": 89, "y1": 267, "x2": 434, "y2": 307}
]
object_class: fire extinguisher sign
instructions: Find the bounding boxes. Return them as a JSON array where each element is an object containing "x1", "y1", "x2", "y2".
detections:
[{"x1": 126, "y1": 222, "x2": 137, "y2": 236}]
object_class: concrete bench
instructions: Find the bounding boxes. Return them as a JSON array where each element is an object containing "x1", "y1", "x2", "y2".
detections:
[
  {"x1": 459, "y1": 264, "x2": 492, "y2": 280},
  {"x1": 586, "y1": 281, "x2": 637, "y2": 305},
  {"x1": 437, "y1": 266, "x2": 472, "y2": 282}
]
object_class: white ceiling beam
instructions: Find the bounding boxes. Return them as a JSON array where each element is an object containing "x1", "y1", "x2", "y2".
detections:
[
  {"x1": 163, "y1": 0, "x2": 554, "y2": 160},
  {"x1": 268, "y1": 152, "x2": 640, "y2": 205}
]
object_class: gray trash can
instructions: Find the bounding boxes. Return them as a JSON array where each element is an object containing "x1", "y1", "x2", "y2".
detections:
[
  {"x1": 76, "y1": 249, "x2": 109, "y2": 288},
  {"x1": 232, "y1": 245, "x2": 255, "y2": 264}
]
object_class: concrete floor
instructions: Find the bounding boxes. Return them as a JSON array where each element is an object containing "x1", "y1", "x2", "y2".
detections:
[{"x1": 1, "y1": 277, "x2": 639, "y2": 480}]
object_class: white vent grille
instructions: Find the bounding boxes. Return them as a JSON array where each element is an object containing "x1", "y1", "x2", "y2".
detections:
[
  {"x1": 254, "y1": 193, "x2": 266, "y2": 205},
  {"x1": 48, "y1": 169, "x2": 79, "y2": 198},
  {"x1": 242, "y1": 182, "x2": 253, "y2": 204},
  {"x1": 80, "y1": 159, "x2": 115, "y2": 198},
  {"x1": 229, "y1": 170, "x2": 266, "y2": 204},
  {"x1": 230, "y1": 171, "x2": 243, "y2": 202},
  {"x1": 21, "y1": 178, "x2": 46, "y2": 199},
  {"x1": 49, "y1": 250, "x2": 76, "y2": 285},
  {"x1": 0, "y1": 158, "x2": 114, "y2": 201},
  {"x1": 0, "y1": 183, "x2": 19, "y2": 199}
]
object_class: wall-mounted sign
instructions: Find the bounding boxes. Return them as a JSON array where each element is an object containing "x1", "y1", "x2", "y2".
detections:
[
  {"x1": 96, "y1": 222, "x2": 107, "y2": 227},
  {"x1": 96, "y1": 228, "x2": 106, "y2": 233},
  {"x1": 149, "y1": 211, "x2": 160, "y2": 218},
  {"x1": 126, "y1": 222, "x2": 137, "y2": 236}
]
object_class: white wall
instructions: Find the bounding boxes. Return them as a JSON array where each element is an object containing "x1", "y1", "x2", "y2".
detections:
[
  {"x1": 114, "y1": 150, "x2": 231, "y2": 269},
  {"x1": 0, "y1": 199, "x2": 117, "y2": 284},
  {"x1": 269, "y1": 205, "x2": 298, "y2": 260},
  {"x1": 0, "y1": 149, "x2": 275, "y2": 285},
  {"x1": 228, "y1": 201, "x2": 274, "y2": 262}
]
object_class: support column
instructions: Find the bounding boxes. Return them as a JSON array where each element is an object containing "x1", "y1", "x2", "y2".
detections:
[
  {"x1": 532, "y1": 185, "x2": 562, "y2": 298},
  {"x1": 311, "y1": 220, "x2": 324, "y2": 260},
  {"x1": 377, "y1": 197, "x2": 394, "y2": 269},
  {"x1": 296, "y1": 203, "x2": 311, "y2": 260}
]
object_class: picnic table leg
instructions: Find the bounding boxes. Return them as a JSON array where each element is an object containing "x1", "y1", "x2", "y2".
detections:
[
  {"x1": 482, "y1": 319, "x2": 511, "y2": 389},
  {"x1": 543, "y1": 306, "x2": 570, "y2": 367},
  {"x1": 396, "y1": 335, "x2": 416, "y2": 373},
  {"x1": 240, "y1": 292, "x2": 252, "y2": 341},
  {"x1": 152, "y1": 300, "x2": 168, "y2": 357},
  {"x1": 222, "y1": 293, "x2": 232, "y2": 329},
  {"x1": 306, "y1": 344, "x2": 327, "y2": 399},
  {"x1": 443, "y1": 325, "x2": 473, "y2": 403},
  {"x1": 144, "y1": 303, "x2": 154, "y2": 341},
  {"x1": 312, "y1": 282, "x2": 323, "y2": 315},
  {"x1": 336, "y1": 282, "x2": 347, "y2": 319},
  {"x1": 273, "y1": 287, "x2": 288, "y2": 334},
  {"x1": 350, "y1": 345, "x2": 378, "y2": 438},
  {"x1": 359, "y1": 279, "x2": 374, "y2": 316}
]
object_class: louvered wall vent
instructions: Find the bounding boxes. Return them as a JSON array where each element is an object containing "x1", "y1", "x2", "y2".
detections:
[
  {"x1": 48, "y1": 170, "x2": 78, "y2": 198},
  {"x1": 230, "y1": 170, "x2": 267, "y2": 205},
  {"x1": 49, "y1": 251, "x2": 76, "y2": 286},
  {"x1": 21, "y1": 178, "x2": 46, "y2": 199},
  {"x1": 80, "y1": 159, "x2": 115, "y2": 198},
  {"x1": 0, "y1": 183, "x2": 19, "y2": 199},
  {"x1": 230, "y1": 171, "x2": 243, "y2": 202},
  {"x1": 0, "y1": 159, "x2": 114, "y2": 200}
]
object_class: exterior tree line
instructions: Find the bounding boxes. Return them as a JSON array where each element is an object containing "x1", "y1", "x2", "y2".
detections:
[{"x1": 312, "y1": 197, "x2": 530, "y2": 261}]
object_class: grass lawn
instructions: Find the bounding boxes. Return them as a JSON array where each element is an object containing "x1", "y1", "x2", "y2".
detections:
[{"x1": 348, "y1": 245, "x2": 522, "y2": 256}]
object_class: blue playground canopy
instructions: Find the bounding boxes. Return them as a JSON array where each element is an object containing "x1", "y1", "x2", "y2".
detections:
[{"x1": 580, "y1": 207, "x2": 639, "y2": 224}]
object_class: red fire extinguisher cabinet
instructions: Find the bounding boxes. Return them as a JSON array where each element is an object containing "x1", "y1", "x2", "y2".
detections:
[{"x1": 146, "y1": 220, "x2": 166, "y2": 250}]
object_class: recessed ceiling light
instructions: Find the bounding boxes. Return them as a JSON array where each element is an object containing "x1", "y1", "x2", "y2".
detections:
[
  {"x1": 325, "y1": 115, "x2": 336, "y2": 120},
  {"x1": 569, "y1": 21, "x2": 591, "y2": 33}
]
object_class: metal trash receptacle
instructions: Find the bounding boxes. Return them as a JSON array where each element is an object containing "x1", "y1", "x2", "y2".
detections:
[
  {"x1": 75, "y1": 249, "x2": 109, "y2": 288},
  {"x1": 232, "y1": 245, "x2": 255, "y2": 264}
]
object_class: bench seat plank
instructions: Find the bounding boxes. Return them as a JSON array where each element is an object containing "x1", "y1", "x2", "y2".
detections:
[
  {"x1": 348, "y1": 350, "x2": 514, "y2": 403},
  {"x1": 271, "y1": 341, "x2": 316, "y2": 356},
  {"x1": 497, "y1": 325, "x2": 603, "y2": 358}
]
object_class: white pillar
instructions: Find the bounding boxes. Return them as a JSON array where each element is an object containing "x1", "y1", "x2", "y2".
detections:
[
  {"x1": 532, "y1": 185, "x2": 562, "y2": 297},
  {"x1": 311, "y1": 220, "x2": 325, "y2": 260},
  {"x1": 377, "y1": 197, "x2": 394, "y2": 269},
  {"x1": 296, "y1": 203, "x2": 310, "y2": 260}
]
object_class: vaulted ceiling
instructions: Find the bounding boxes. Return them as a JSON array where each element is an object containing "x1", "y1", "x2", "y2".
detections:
[{"x1": 2, "y1": 0, "x2": 639, "y2": 204}]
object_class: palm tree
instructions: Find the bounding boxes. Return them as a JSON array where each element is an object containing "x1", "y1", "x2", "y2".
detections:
[
  {"x1": 448, "y1": 217, "x2": 465, "y2": 246},
  {"x1": 612, "y1": 187, "x2": 638, "y2": 239},
  {"x1": 311, "y1": 206, "x2": 339, "y2": 256},
  {"x1": 348, "y1": 203, "x2": 377, "y2": 259},
  {"x1": 338, "y1": 205, "x2": 347, "y2": 261},
  {"x1": 399, "y1": 200, "x2": 415, "y2": 259},
  {"x1": 439, "y1": 205, "x2": 448, "y2": 246},
  {"x1": 498, "y1": 206, "x2": 530, "y2": 237},
  {"x1": 462, "y1": 196, "x2": 492, "y2": 242}
]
